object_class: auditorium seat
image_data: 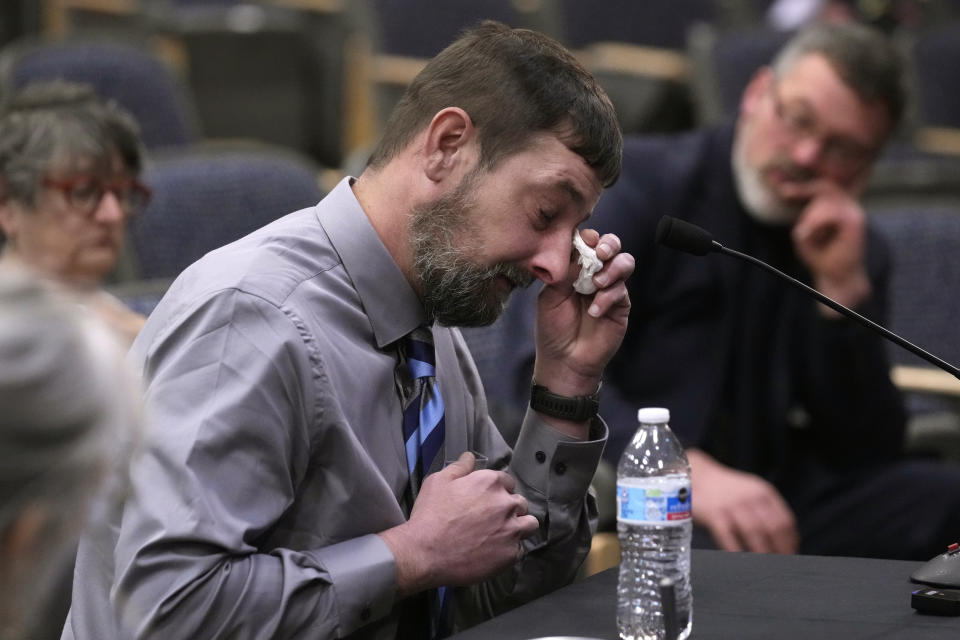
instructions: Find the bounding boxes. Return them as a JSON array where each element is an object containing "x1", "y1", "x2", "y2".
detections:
[
  {"x1": 370, "y1": 0, "x2": 526, "y2": 59},
  {"x1": 865, "y1": 150, "x2": 960, "y2": 210},
  {"x1": 900, "y1": 20, "x2": 960, "y2": 155},
  {"x1": 554, "y1": 0, "x2": 728, "y2": 134},
  {"x1": 147, "y1": 1, "x2": 351, "y2": 168},
  {"x1": 365, "y1": 0, "x2": 549, "y2": 138},
  {"x1": 870, "y1": 206, "x2": 960, "y2": 461},
  {"x1": 687, "y1": 22, "x2": 791, "y2": 126},
  {"x1": 130, "y1": 142, "x2": 324, "y2": 280},
  {"x1": 0, "y1": 37, "x2": 201, "y2": 149},
  {"x1": 559, "y1": 0, "x2": 718, "y2": 51}
]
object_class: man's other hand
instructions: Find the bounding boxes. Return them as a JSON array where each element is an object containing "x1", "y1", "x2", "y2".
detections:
[
  {"x1": 378, "y1": 452, "x2": 539, "y2": 596},
  {"x1": 688, "y1": 448, "x2": 799, "y2": 554}
]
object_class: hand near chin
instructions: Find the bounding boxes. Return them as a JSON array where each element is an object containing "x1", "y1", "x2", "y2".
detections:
[
  {"x1": 533, "y1": 229, "x2": 634, "y2": 399},
  {"x1": 789, "y1": 182, "x2": 871, "y2": 311}
]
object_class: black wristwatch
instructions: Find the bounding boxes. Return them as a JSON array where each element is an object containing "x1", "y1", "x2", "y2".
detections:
[{"x1": 530, "y1": 380, "x2": 601, "y2": 422}]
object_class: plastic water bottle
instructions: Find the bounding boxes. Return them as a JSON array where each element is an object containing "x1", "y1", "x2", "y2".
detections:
[{"x1": 616, "y1": 407, "x2": 692, "y2": 640}]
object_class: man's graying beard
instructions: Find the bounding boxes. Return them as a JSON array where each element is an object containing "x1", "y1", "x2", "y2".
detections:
[
  {"x1": 410, "y1": 172, "x2": 534, "y2": 327},
  {"x1": 732, "y1": 125, "x2": 811, "y2": 225}
]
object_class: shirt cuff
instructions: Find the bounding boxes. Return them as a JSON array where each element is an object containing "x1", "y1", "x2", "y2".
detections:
[
  {"x1": 511, "y1": 409, "x2": 607, "y2": 504},
  {"x1": 306, "y1": 534, "x2": 396, "y2": 635}
]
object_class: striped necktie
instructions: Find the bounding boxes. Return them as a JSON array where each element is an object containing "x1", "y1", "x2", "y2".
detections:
[
  {"x1": 401, "y1": 327, "x2": 445, "y2": 493},
  {"x1": 397, "y1": 328, "x2": 453, "y2": 638}
]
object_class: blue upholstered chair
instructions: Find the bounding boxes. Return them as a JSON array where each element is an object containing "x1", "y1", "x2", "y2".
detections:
[
  {"x1": 687, "y1": 23, "x2": 791, "y2": 126},
  {"x1": 0, "y1": 38, "x2": 201, "y2": 150},
  {"x1": 369, "y1": 0, "x2": 526, "y2": 59},
  {"x1": 554, "y1": 0, "x2": 724, "y2": 134},
  {"x1": 365, "y1": 0, "x2": 546, "y2": 138},
  {"x1": 909, "y1": 21, "x2": 960, "y2": 130},
  {"x1": 898, "y1": 20, "x2": 960, "y2": 155},
  {"x1": 130, "y1": 143, "x2": 324, "y2": 280},
  {"x1": 870, "y1": 206, "x2": 960, "y2": 460},
  {"x1": 870, "y1": 207, "x2": 960, "y2": 369},
  {"x1": 559, "y1": 0, "x2": 717, "y2": 51}
]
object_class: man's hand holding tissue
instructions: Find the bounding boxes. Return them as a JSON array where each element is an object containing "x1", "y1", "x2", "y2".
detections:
[{"x1": 532, "y1": 229, "x2": 634, "y2": 435}]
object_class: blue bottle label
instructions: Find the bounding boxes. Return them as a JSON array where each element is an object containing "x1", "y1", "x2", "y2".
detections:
[{"x1": 616, "y1": 479, "x2": 692, "y2": 525}]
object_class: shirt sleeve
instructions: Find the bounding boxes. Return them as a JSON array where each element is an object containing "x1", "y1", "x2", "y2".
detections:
[
  {"x1": 447, "y1": 331, "x2": 606, "y2": 630},
  {"x1": 113, "y1": 289, "x2": 397, "y2": 639}
]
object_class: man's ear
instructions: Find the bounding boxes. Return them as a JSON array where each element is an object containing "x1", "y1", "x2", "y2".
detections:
[
  {"x1": 422, "y1": 107, "x2": 476, "y2": 183},
  {"x1": 741, "y1": 66, "x2": 774, "y2": 119}
]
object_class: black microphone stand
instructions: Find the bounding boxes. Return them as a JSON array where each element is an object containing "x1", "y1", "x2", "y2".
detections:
[{"x1": 711, "y1": 239, "x2": 960, "y2": 381}]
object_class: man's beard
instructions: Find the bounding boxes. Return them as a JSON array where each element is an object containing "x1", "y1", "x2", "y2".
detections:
[
  {"x1": 410, "y1": 172, "x2": 534, "y2": 327},
  {"x1": 732, "y1": 126, "x2": 811, "y2": 225}
]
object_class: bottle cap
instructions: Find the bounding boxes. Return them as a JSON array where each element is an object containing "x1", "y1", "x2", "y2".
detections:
[{"x1": 637, "y1": 407, "x2": 670, "y2": 424}]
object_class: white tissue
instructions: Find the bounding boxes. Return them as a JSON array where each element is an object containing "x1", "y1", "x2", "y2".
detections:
[{"x1": 572, "y1": 231, "x2": 603, "y2": 295}]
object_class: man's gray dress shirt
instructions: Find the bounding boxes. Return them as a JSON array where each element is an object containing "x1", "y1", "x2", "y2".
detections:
[{"x1": 63, "y1": 178, "x2": 606, "y2": 639}]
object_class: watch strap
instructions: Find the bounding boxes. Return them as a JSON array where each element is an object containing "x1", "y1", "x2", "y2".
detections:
[{"x1": 530, "y1": 382, "x2": 600, "y2": 422}]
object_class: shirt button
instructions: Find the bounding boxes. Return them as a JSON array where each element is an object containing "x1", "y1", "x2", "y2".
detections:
[
  {"x1": 554, "y1": 461, "x2": 567, "y2": 475},
  {"x1": 360, "y1": 606, "x2": 371, "y2": 621},
  {"x1": 535, "y1": 451, "x2": 546, "y2": 463}
]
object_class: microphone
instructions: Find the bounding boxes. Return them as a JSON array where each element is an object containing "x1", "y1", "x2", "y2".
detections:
[
  {"x1": 656, "y1": 215, "x2": 720, "y2": 256},
  {"x1": 655, "y1": 215, "x2": 960, "y2": 380}
]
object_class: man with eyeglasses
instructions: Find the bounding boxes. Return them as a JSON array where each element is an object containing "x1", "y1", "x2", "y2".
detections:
[
  {"x1": 476, "y1": 21, "x2": 960, "y2": 560},
  {"x1": 0, "y1": 81, "x2": 150, "y2": 344},
  {"x1": 591, "y1": 20, "x2": 960, "y2": 560}
]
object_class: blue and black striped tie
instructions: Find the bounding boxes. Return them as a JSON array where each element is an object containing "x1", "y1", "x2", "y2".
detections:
[
  {"x1": 397, "y1": 327, "x2": 454, "y2": 638},
  {"x1": 402, "y1": 327, "x2": 445, "y2": 491}
]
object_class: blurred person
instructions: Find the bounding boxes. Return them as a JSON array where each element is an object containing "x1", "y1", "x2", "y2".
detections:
[
  {"x1": 767, "y1": 0, "x2": 928, "y2": 32},
  {"x1": 65, "y1": 21, "x2": 633, "y2": 640},
  {"x1": 476, "y1": 21, "x2": 960, "y2": 560},
  {"x1": 0, "y1": 81, "x2": 150, "y2": 344},
  {"x1": 768, "y1": 0, "x2": 856, "y2": 30},
  {"x1": 0, "y1": 266, "x2": 139, "y2": 640},
  {"x1": 582, "y1": 21, "x2": 960, "y2": 560}
]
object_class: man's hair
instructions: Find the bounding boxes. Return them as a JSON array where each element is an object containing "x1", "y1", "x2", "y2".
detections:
[
  {"x1": 0, "y1": 80, "x2": 144, "y2": 208},
  {"x1": 367, "y1": 21, "x2": 622, "y2": 187},
  {"x1": 772, "y1": 22, "x2": 906, "y2": 127}
]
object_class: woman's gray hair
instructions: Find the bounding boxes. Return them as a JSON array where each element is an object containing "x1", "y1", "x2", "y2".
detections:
[
  {"x1": 0, "y1": 81, "x2": 144, "y2": 208},
  {"x1": 772, "y1": 22, "x2": 906, "y2": 127},
  {"x1": 0, "y1": 267, "x2": 141, "y2": 634}
]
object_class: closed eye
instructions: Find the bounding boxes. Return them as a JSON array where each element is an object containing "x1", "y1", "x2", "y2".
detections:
[{"x1": 536, "y1": 208, "x2": 557, "y2": 229}]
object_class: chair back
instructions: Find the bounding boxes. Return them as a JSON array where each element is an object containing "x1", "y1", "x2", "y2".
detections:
[
  {"x1": 370, "y1": 0, "x2": 525, "y2": 58},
  {"x1": 0, "y1": 38, "x2": 201, "y2": 149},
  {"x1": 162, "y1": 2, "x2": 349, "y2": 168},
  {"x1": 909, "y1": 21, "x2": 960, "y2": 129},
  {"x1": 870, "y1": 207, "x2": 960, "y2": 369},
  {"x1": 131, "y1": 143, "x2": 323, "y2": 280},
  {"x1": 559, "y1": 0, "x2": 717, "y2": 50},
  {"x1": 688, "y1": 23, "x2": 790, "y2": 125},
  {"x1": 366, "y1": 0, "x2": 535, "y2": 137}
]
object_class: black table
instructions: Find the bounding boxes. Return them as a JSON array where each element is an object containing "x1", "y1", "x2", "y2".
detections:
[{"x1": 450, "y1": 549, "x2": 960, "y2": 639}]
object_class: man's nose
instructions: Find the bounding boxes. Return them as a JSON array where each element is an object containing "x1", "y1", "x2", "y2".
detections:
[
  {"x1": 791, "y1": 135, "x2": 825, "y2": 168},
  {"x1": 529, "y1": 230, "x2": 573, "y2": 285}
]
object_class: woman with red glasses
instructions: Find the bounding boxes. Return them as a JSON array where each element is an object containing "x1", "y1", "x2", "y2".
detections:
[{"x1": 0, "y1": 81, "x2": 149, "y2": 343}]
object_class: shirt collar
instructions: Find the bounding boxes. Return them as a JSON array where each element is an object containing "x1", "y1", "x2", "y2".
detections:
[{"x1": 317, "y1": 177, "x2": 426, "y2": 348}]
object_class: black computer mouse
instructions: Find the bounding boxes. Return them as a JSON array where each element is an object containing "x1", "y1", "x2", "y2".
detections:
[{"x1": 911, "y1": 543, "x2": 960, "y2": 588}]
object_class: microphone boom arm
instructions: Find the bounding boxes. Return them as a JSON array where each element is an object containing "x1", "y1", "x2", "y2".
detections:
[{"x1": 714, "y1": 240, "x2": 960, "y2": 380}]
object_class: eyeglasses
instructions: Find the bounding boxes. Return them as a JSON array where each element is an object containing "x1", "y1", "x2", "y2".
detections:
[
  {"x1": 42, "y1": 175, "x2": 152, "y2": 218},
  {"x1": 769, "y1": 82, "x2": 878, "y2": 173}
]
